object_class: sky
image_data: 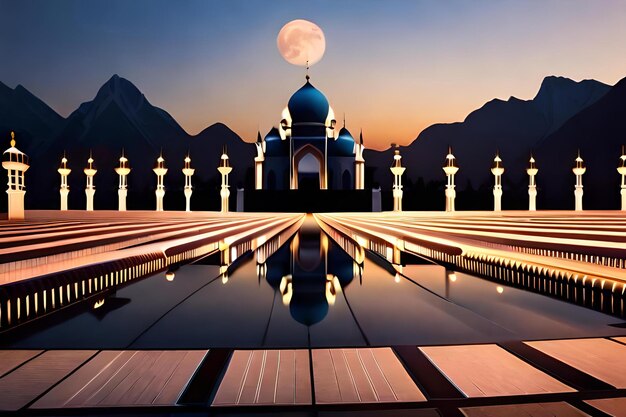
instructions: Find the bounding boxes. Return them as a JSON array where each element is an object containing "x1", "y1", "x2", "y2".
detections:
[{"x1": 1, "y1": 0, "x2": 626, "y2": 150}]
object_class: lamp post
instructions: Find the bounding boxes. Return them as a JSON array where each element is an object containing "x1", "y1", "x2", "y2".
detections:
[
  {"x1": 527, "y1": 154, "x2": 538, "y2": 211},
  {"x1": 84, "y1": 152, "x2": 97, "y2": 211},
  {"x1": 390, "y1": 145, "x2": 405, "y2": 212},
  {"x1": 618, "y1": 146, "x2": 626, "y2": 211},
  {"x1": 58, "y1": 153, "x2": 71, "y2": 211},
  {"x1": 573, "y1": 150, "x2": 586, "y2": 211},
  {"x1": 114, "y1": 151, "x2": 130, "y2": 211},
  {"x1": 182, "y1": 154, "x2": 195, "y2": 212},
  {"x1": 442, "y1": 146, "x2": 459, "y2": 212},
  {"x1": 491, "y1": 152, "x2": 504, "y2": 212},
  {"x1": 153, "y1": 153, "x2": 167, "y2": 212},
  {"x1": 2, "y1": 132, "x2": 29, "y2": 220},
  {"x1": 218, "y1": 146, "x2": 232, "y2": 213}
]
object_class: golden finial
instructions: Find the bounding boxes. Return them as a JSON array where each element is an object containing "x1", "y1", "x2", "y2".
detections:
[{"x1": 10, "y1": 131, "x2": 15, "y2": 147}]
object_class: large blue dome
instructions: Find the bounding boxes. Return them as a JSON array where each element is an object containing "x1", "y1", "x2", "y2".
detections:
[{"x1": 287, "y1": 81, "x2": 329, "y2": 124}]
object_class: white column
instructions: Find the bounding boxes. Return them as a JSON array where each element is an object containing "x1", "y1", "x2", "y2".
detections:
[
  {"x1": 58, "y1": 156, "x2": 71, "y2": 211},
  {"x1": 443, "y1": 147, "x2": 459, "y2": 212},
  {"x1": 527, "y1": 155, "x2": 538, "y2": 211},
  {"x1": 115, "y1": 153, "x2": 130, "y2": 211},
  {"x1": 254, "y1": 138, "x2": 264, "y2": 190},
  {"x1": 2, "y1": 132, "x2": 29, "y2": 220},
  {"x1": 618, "y1": 147, "x2": 626, "y2": 211},
  {"x1": 491, "y1": 153, "x2": 504, "y2": 212},
  {"x1": 573, "y1": 152, "x2": 585, "y2": 211},
  {"x1": 84, "y1": 155, "x2": 97, "y2": 211},
  {"x1": 390, "y1": 147, "x2": 405, "y2": 212},
  {"x1": 183, "y1": 155, "x2": 194, "y2": 212},
  {"x1": 218, "y1": 149, "x2": 232, "y2": 213},
  {"x1": 355, "y1": 130, "x2": 365, "y2": 190},
  {"x1": 153, "y1": 154, "x2": 167, "y2": 212}
]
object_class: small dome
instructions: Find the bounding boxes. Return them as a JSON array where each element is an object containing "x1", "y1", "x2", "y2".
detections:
[
  {"x1": 265, "y1": 127, "x2": 289, "y2": 156},
  {"x1": 289, "y1": 293, "x2": 329, "y2": 326},
  {"x1": 288, "y1": 81, "x2": 329, "y2": 124},
  {"x1": 329, "y1": 127, "x2": 356, "y2": 156}
]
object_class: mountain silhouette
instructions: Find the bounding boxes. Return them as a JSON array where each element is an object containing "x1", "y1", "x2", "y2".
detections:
[
  {"x1": 10, "y1": 75, "x2": 254, "y2": 211},
  {"x1": 1, "y1": 74, "x2": 623, "y2": 211},
  {"x1": 535, "y1": 76, "x2": 626, "y2": 209},
  {"x1": 0, "y1": 82, "x2": 64, "y2": 151},
  {"x1": 364, "y1": 76, "x2": 611, "y2": 208}
]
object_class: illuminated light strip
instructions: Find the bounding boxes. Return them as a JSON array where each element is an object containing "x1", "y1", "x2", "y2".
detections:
[
  {"x1": 319, "y1": 213, "x2": 626, "y2": 283},
  {"x1": 340, "y1": 217, "x2": 626, "y2": 252},
  {"x1": 316, "y1": 214, "x2": 464, "y2": 256},
  {"x1": 0, "y1": 214, "x2": 303, "y2": 284}
]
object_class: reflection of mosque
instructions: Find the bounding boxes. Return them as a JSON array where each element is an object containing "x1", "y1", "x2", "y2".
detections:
[
  {"x1": 262, "y1": 221, "x2": 361, "y2": 326},
  {"x1": 254, "y1": 76, "x2": 366, "y2": 191}
]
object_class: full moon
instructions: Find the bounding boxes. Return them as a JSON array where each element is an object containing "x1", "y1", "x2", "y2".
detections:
[{"x1": 277, "y1": 19, "x2": 326, "y2": 67}]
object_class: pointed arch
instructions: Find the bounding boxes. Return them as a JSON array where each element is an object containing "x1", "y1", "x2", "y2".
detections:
[{"x1": 293, "y1": 144, "x2": 326, "y2": 189}]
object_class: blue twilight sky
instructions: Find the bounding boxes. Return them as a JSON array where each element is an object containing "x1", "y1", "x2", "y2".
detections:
[{"x1": 1, "y1": 0, "x2": 625, "y2": 149}]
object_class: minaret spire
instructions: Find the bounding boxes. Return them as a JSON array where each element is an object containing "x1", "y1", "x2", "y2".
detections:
[
  {"x1": 3, "y1": 131, "x2": 30, "y2": 220},
  {"x1": 443, "y1": 146, "x2": 459, "y2": 212}
]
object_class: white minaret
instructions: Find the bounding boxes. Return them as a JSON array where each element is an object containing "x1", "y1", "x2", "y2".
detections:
[
  {"x1": 153, "y1": 153, "x2": 167, "y2": 212},
  {"x1": 254, "y1": 131, "x2": 264, "y2": 190},
  {"x1": 491, "y1": 152, "x2": 504, "y2": 212},
  {"x1": 182, "y1": 154, "x2": 195, "y2": 212},
  {"x1": 58, "y1": 153, "x2": 71, "y2": 211},
  {"x1": 114, "y1": 151, "x2": 130, "y2": 211},
  {"x1": 218, "y1": 146, "x2": 232, "y2": 213},
  {"x1": 354, "y1": 130, "x2": 366, "y2": 190},
  {"x1": 573, "y1": 150, "x2": 586, "y2": 211},
  {"x1": 442, "y1": 146, "x2": 459, "y2": 212},
  {"x1": 527, "y1": 154, "x2": 538, "y2": 211},
  {"x1": 2, "y1": 132, "x2": 29, "y2": 220},
  {"x1": 619, "y1": 146, "x2": 626, "y2": 211},
  {"x1": 84, "y1": 153, "x2": 97, "y2": 211},
  {"x1": 390, "y1": 145, "x2": 405, "y2": 212}
]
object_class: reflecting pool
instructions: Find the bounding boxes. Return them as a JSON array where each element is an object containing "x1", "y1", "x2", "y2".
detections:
[{"x1": 2, "y1": 217, "x2": 624, "y2": 349}]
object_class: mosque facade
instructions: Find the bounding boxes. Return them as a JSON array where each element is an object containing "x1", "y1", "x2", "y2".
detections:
[{"x1": 254, "y1": 76, "x2": 365, "y2": 191}]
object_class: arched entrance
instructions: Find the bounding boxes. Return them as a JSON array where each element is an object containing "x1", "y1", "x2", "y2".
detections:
[
  {"x1": 342, "y1": 170, "x2": 352, "y2": 190},
  {"x1": 293, "y1": 144, "x2": 326, "y2": 190}
]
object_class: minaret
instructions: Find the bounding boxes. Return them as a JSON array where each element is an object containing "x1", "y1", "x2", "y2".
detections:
[
  {"x1": 527, "y1": 154, "x2": 538, "y2": 211},
  {"x1": 572, "y1": 150, "x2": 586, "y2": 211},
  {"x1": 354, "y1": 129, "x2": 365, "y2": 190},
  {"x1": 442, "y1": 146, "x2": 459, "y2": 212},
  {"x1": 182, "y1": 154, "x2": 195, "y2": 212},
  {"x1": 84, "y1": 152, "x2": 97, "y2": 211},
  {"x1": 218, "y1": 146, "x2": 232, "y2": 213},
  {"x1": 254, "y1": 131, "x2": 264, "y2": 190},
  {"x1": 390, "y1": 145, "x2": 405, "y2": 212},
  {"x1": 114, "y1": 150, "x2": 130, "y2": 211},
  {"x1": 491, "y1": 152, "x2": 504, "y2": 212},
  {"x1": 619, "y1": 145, "x2": 626, "y2": 211},
  {"x1": 2, "y1": 132, "x2": 29, "y2": 220},
  {"x1": 153, "y1": 152, "x2": 167, "y2": 212},
  {"x1": 58, "y1": 153, "x2": 71, "y2": 211}
]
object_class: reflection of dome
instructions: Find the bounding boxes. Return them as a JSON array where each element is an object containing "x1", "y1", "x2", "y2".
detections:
[
  {"x1": 288, "y1": 81, "x2": 329, "y2": 124},
  {"x1": 290, "y1": 293, "x2": 329, "y2": 326},
  {"x1": 329, "y1": 127, "x2": 356, "y2": 156}
]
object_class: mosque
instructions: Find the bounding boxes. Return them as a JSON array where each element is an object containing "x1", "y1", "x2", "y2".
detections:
[{"x1": 253, "y1": 75, "x2": 366, "y2": 191}]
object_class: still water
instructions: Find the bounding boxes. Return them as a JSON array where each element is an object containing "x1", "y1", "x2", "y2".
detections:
[{"x1": 2, "y1": 217, "x2": 624, "y2": 349}]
